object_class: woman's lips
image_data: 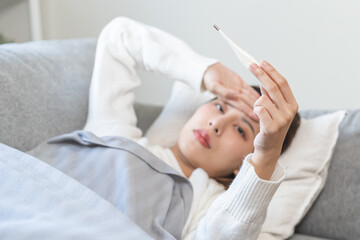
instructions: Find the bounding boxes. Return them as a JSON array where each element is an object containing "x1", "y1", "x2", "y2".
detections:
[{"x1": 193, "y1": 129, "x2": 211, "y2": 149}]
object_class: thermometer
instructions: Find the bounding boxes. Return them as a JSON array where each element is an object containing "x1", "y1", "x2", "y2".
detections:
[{"x1": 213, "y1": 24, "x2": 259, "y2": 69}]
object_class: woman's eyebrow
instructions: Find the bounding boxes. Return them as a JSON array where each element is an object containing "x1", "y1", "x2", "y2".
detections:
[
  {"x1": 225, "y1": 102, "x2": 255, "y2": 135},
  {"x1": 241, "y1": 118, "x2": 255, "y2": 135}
]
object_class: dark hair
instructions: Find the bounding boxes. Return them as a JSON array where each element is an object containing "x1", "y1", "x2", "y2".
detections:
[{"x1": 214, "y1": 85, "x2": 300, "y2": 189}]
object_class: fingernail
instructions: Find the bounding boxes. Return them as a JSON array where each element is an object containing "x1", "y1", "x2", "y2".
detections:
[
  {"x1": 250, "y1": 63, "x2": 259, "y2": 72},
  {"x1": 261, "y1": 60, "x2": 268, "y2": 69}
]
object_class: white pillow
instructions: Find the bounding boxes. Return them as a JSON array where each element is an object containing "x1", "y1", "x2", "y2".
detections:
[
  {"x1": 145, "y1": 81, "x2": 346, "y2": 239},
  {"x1": 257, "y1": 110, "x2": 346, "y2": 240}
]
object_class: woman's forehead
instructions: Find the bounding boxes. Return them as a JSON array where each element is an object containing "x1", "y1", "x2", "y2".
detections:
[{"x1": 211, "y1": 98, "x2": 256, "y2": 120}]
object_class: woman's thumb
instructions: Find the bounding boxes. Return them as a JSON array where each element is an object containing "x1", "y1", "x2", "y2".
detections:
[{"x1": 260, "y1": 85, "x2": 273, "y2": 103}]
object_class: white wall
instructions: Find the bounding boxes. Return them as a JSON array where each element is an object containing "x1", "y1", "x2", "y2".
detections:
[
  {"x1": 37, "y1": 0, "x2": 360, "y2": 109},
  {"x1": 0, "y1": 0, "x2": 31, "y2": 43}
]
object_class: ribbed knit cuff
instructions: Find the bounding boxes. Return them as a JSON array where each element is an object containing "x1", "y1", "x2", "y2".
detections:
[{"x1": 224, "y1": 154, "x2": 285, "y2": 225}]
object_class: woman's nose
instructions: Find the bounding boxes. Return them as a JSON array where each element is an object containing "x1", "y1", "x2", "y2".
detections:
[{"x1": 209, "y1": 119, "x2": 223, "y2": 135}]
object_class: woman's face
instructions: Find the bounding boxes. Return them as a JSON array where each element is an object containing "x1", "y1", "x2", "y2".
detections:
[{"x1": 173, "y1": 98, "x2": 260, "y2": 178}]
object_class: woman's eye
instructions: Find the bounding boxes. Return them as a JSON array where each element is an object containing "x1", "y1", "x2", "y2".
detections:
[
  {"x1": 216, "y1": 103, "x2": 224, "y2": 113},
  {"x1": 237, "y1": 127, "x2": 245, "y2": 138}
]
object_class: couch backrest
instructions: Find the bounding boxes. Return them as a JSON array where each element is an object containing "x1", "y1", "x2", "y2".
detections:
[
  {"x1": 0, "y1": 38, "x2": 97, "y2": 151},
  {"x1": 0, "y1": 38, "x2": 163, "y2": 152}
]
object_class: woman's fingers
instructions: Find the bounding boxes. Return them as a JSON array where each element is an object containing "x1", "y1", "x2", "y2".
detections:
[
  {"x1": 224, "y1": 93, "x2": 259, "y2": 121},
  {"x1": 260, "y1": 85, "x2": 272, "y2": 103},
  {"x1": 254, "y1": 105, "x2": 272, "y2": 130},
  {"x1": 242, "y1": 82, "x2": 261, "y2": 99},
  {"x1": 254, "y1": 95, "x2": 277, "y2": 120},
  {"x1": 241, "y1": 84, "x2": 261, "y2": 101},
  {"x1": 250, "y1": 61, "x2": 299, "y2": 132},
  {"x1": 260, "y1": 60, "x2": 297, "y2": 105},
  {"x1": 250, "y1": 61, "x2": 299, "y2": 162},
  {"x1": 249, "y1": 63, "x2": 286, "y2": 110},
  {"x1": 207, "y1": 81, "x2": 238, "y2": 100}
]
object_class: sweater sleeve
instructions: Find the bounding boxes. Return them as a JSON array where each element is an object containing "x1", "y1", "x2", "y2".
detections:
[
  {"x1": 83, "y1": 17, "x2": 218, "y2": 138},
  {"x1": 190, "y1": 154, "x2": 285, "y2": 240}
]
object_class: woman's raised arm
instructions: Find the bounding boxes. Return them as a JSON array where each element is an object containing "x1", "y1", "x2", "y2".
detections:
[{"x1": 84, "y1": 17, "x2": 218, "y2": 138}]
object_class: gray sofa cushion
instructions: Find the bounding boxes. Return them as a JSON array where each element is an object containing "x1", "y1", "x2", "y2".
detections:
[
  {"x1": 0, "y1": 38, "x2": 97, "y2": 151},
  {"x1": 293, "y1": 110, "x2": 360, "y2": 240},
  {"x1": 289, "y1": 233, "x2": 332, "y2": 240}
]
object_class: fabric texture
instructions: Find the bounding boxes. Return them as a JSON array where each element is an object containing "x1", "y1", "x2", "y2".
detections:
[
  {"x1": 26, "y1": 130, "x2": 193, "y2": 240},
  {"x1": 0, "y1": 38, "x2": 97, "y2": 152},
  {"x1": 0, "y1": 143, "x2": 154, "y2": 240},
  {"x1": 288, "y1": 234, "x2": 333, "y2": 240},
  {"x1": 257, "y1": 110, "x2": 346, "y2": 240}
]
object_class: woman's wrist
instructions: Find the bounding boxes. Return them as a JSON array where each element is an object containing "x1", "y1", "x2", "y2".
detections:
[
  {"x1": 250, "y1": 149, "x2": 281, "y2": 180},
  {"x1": 201, "y1": 62, "x2": 220, "y2": 90}
]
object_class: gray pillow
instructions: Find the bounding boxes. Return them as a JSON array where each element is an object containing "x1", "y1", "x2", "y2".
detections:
[{"x1": 295, "y1": 109, "x2": 360, "y2": 240}]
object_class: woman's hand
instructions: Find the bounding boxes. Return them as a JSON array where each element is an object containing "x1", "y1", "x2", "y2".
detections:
[
  {"x1": 249, "y1": 60, "x2": 299, "y2": 180},
  {"x1": 203, "y1": 62, "x2": 260, "y2": 121}
]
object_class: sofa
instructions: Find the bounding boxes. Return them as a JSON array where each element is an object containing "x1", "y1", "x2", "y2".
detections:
[{"x1": 0, "y1": 38, "x2": 359, "y2": 240}]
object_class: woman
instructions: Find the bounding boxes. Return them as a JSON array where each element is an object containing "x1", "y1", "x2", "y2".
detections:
[{"x1": 83, "y1": 17, "x2": 299, "y2": 239}]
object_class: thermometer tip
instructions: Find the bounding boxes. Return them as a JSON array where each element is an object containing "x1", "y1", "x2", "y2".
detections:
[{"x1": 213, "y1": 24, "x2": 220, "y2": 31}]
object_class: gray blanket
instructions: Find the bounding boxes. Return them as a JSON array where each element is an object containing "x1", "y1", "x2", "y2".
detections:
[{"x1": 0, "y1": 131, "x2": 193, "y2": 239}]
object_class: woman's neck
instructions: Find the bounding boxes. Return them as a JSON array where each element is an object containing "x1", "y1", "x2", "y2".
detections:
[{"x1": 170, "y1": 145, "x2": 195, "y2": 178}]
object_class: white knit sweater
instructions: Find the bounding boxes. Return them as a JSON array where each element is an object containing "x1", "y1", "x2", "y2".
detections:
[{"x1": 83, "y1": 16, "x2": 285, "y2": 240}]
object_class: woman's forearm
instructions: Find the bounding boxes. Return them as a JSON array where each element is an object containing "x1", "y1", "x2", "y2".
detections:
[{"x1": 106, "y1": 17, "x2": 218, "y2": 92}]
